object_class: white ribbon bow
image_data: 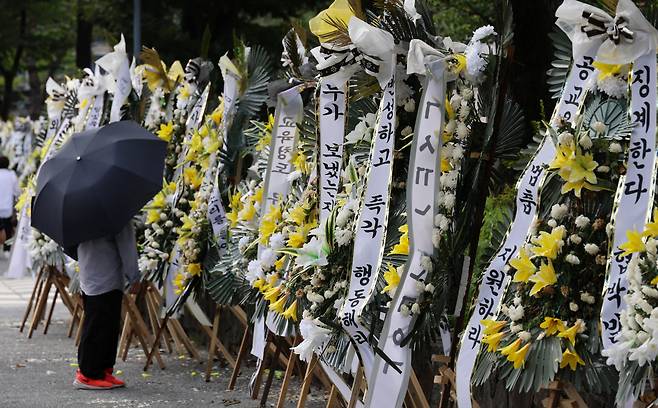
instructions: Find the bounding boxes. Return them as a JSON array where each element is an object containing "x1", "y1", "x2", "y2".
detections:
[
  {"x1": 407, "y1": 39, "x2": 445, "y2": 76},
  {"x1": 347, "y1": 17, "x2": 396, "y2": 87},
  {"x1": 556, "y1": 0, "x2": 658, "y2": 64}
]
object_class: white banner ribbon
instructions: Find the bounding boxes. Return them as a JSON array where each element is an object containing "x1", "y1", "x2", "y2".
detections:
[
  {"x1": 368, "y1": 54, "x2": 446, "y2": 408},
  {"x1": 207, "y1": 64, "x2": 241, "y2": 254},
  {"x1": 250, "y1": 84, "x2": 305, "y2": 359},
  {"x1": 339, "y1": 69, "x2": 396, "y2": 379},
  {"x1": 455, "y1": 29, "x2": 603, "y2": 408},
  {"x1": 96, "y1": 34, "x2": 132, "y2": 123},
  {"x1": 602, "y1": 51, "x2": 657, "y2": 349}
]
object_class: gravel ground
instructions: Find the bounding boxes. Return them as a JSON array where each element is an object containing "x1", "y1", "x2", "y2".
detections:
[{"x1": 1, "y1": 260, "x2": 327, "y2": 408}]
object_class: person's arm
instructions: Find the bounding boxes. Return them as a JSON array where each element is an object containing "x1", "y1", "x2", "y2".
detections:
[{"x1": 116, "y1": 222, "x2": 141, "y2": 290}]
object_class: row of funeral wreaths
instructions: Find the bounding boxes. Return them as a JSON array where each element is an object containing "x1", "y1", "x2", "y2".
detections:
[{"x1": 4, "y1": 0, "x2": 658, "y2": 405}]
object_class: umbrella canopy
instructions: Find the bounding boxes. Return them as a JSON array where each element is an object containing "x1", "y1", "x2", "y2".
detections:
[{"x1": 32, "y1": 120, "x2": 166, "y2": 248}]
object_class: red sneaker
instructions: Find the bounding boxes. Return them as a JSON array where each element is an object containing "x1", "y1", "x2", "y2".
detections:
[
  {"x1": 104, "y1": 368, "x2": 125, "y2": 388},
  {"x1": 73, "y1": 370, "x2": 115, "y2": 390}
]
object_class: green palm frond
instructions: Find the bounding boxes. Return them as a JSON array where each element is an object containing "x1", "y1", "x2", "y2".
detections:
[
  {"x1": 547, "y1": 27, "x2": 572, "y2": 100},
  {"x1": 582, "y1": 94, "x2": 632, "y2": 141},
  {"x1": 371, "y1": 0, "x2": 426, "y2": 43},
  {"x1": 282, "y1": 28, "x2": 305, "y2": 79},
  {"x1": 240, "y1": 46, "x2": 273, "y2": 117}
]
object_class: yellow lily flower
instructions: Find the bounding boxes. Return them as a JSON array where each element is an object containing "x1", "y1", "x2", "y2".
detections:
[
  {"x1": 238, "y1": 202, "x2": 257, "y2": 222},
  {"x1": 509, "y1": 342, "x2": 531, "y2": 369},
  {"x1": 309, "y1": 0, "x2": 355, "y2": 42},
  {"x1": 642, "y1": 209, "x2": 658, "y2": 238},
  {"x1": 269, "y1": 295, "x2": 288, "y2": 313},
  {"x1": 567, "y1": 152, "x2": 598, "y2": 184},
  {"x1": 253, "y1": 278, "x2": 266, "y2": 290},
  {"x1": 529, "y1": 261, "x2": 557, "y2": 296},
  {"x1": 252, "y1": 188, "x2": 263, "y2": 205},
  {"x1": 288, "y1": 227, "x2": 309, "y2": 248},
  {"x1": 560, "y1": 348, "x2": 585, "y2": 371},
  {"x1": 146, "y1": 209, "x2": 161, "y2": 224},
  {"x1": 510, "y1": 247, "x2": 536, "y2": 283},
  {"x1": 500, "y1": 338, "x2": 522, "y2": 357},
  {"x1": 230, "y1": 191, "x2": 243, "y2": 210},
  {"x1": 292, "y1": 152, "x2": 308, "y2": 174},
  {"x1": 226, "y1": 210, "x2": 239, "y2": 228},
  {"x1": 263, "y1": 286, "x2": 281, "y2": 303},
  {"x1": 445, "y1": 97, "x2": 455, "y2": 120},
  {"x1": 440, "y1": 156, "x2": 452, "y2": 172},
  {"x1": 381, "y1": 263, "x2": 400, "y2": 294},
  {"x1": 390, "y1": 225, "x2": 409, "y2": 256},
  {"x1": 281, "y1": 300, "x2": 298, "y2": 321},
  {"x1": 481, "y1": 319, "x2": 506, "y2": 335},
  {"x1": 531, "y1": 229, "x2": 563, "y2": 260},
  {"x1": 558, "y1": 323, "x2": 580, "y2": 345},
  {"x1": 561, "y1": 179, "x2": 603, "y2": 198},
  {"x1": 210, "y1": 104, "x2": 223, "y2": 125},
  {"x1": 482, "y1": 331, "x2": 506, "y2": 352},
  {"x1": 157, "y1": 122, "x2": 174, "y2": 142},
  {"x1": 539, "y1": 317, "x2": 566, "y2": 336},
  {"x1": 184, "y1": 167, "x2": 202, "y2": 189},
  {"x1": 619, "y1": 229, "x2": 645, "y2": 256},
  {"x1": 265, "y1": 114, "x2": 275, "y2": 133},
  {"x1": 549, "y1": 142, "x2": 576, "y2": 180},
  {"x1": 592, "y1": 61, "x2": 626, "y2": 81},
  {"x1": 651, "y1": 275, "x2": 658, "y2": 286},
  {"x1": 255, "y1": 134, "x2": 271, "y2": 152},
  {"x1": 448, "y1": 54, "x2": 467, "y2": 75},
  {"x1": 187, "y1": 263, "x2": 201, "y2": 276},
  {"x1": 289, "y1": 205, "x2": 307, "y2": 226},
  {"x1": 274, "y1": 257, "x2": 286, "y2": 271}
]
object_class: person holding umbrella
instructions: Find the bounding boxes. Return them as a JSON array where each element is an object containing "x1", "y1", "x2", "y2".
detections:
[{"x1": 32, "y1": 121, "x2": 167, "y2": 390}]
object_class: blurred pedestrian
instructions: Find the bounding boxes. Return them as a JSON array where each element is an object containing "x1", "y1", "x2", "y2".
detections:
[
  {"x1": 73, "y1": 221, "x2": 141, "y2": 390},
  {"x1": 0, "y1": 155, "x2": 19, "y2": 254}
]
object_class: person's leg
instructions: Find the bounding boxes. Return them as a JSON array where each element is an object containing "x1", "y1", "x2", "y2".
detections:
[
  {"x1": 78, "y1": 292, "x2": 110, "y2": 379},
  {"x1": 101, "y1": 289, "x2": 123, "y2": 371}
]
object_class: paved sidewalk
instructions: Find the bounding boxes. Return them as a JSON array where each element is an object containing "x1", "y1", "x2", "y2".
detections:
[{"x1": 0, "y1": 260, "x2": 327, "y2": 408}]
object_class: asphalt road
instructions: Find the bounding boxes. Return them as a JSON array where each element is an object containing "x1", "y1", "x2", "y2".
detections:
[{"x1": 0, "y1": 258, "x2": 327, "y2": 408}]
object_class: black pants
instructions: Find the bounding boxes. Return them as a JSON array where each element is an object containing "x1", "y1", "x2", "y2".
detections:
[{"x1": 78, "y1": 289, "x2": 123, "y2": 379}]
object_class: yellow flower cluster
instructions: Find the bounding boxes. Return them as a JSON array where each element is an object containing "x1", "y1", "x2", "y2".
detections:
[
  {"x1": 389, "y1": 225, "x2": 409, "y2": 255},
  {"x1": 549, "y1": 142, "x2": 601, "y2": 197}
]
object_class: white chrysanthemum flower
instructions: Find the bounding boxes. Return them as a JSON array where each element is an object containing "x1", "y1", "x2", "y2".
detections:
[
  {"x1": 584, "y1": 243, "x2": 599, "y2": 255},
  {"x1": 401, "y1": 125, "x2": 413, "y2": 137},
  {"x1": 444, "y1": 119, "x2": 457, "y2": 135},
  {"x1": 609, "y1": 142, "x2": 623, "y2": 153},
  {"x1": 558, "y1": 131, "x2": 574, "y2": 145},
  {"x1": 591, "y1": 121, "x2": 606, "y2": 134},
  {"x1": 518, "y1": 331, "x2": 531, "y2": 342},
  {"x1": 579, "y1": 135, "x2": 593, "y2": 149},
  {"x1": 411, "y1": 303, "x2": 421, "y2": 315},
  {"x1": 246, "y1": 259, "x2": 264, "y2": 284},
  {"x1": 596, "y1": 165, "x2": 610, "y2": 173},
  {"x1": 432, "y1": 228, "x2": 441, "y2": 248},
  {"x1": 335, "y1": 229, "x2": 353, "y2": 246},
  {"x1": 569, "y1": 302, "x2": 579, "y2": 312},
  {"x1": 403, "y1": 98, "x2": 416, "y2": 113},
  {"x1": 566, "y1": 254, "x2": 580, "y2": 265},
  {"x1": 547, "y1": 219, "x2": 557, "y2": 228},
  {"x1": 569, "y1": 234, "x2": 582, "y2": 245},
  {"x1": 442, "y1": 193, "x2": 456, "y2": 210},
  {"x1": 420, "y1": 255, "x2": 433, "y2": 273},
  {"x1": 456, "y1": 122, "x2": 469, "y2": 140},
  {"x1": 472, "y1": 25, "x2": 497, "y2": 42},
  {"x1": 508, "y1": 304, "x2": 524, "y2": 321},
  {"x1": 425, "y1": 283, "x2": 435, "y2": 294},
  {"x1": 580, "y1": 292, "x2": 596, "y2": 304},
  {"x1": 597, "y1": 76, "x2": 627, "y2": 98},
  {"x1": 575, "y1": 215, "x2": 590, "y2": 229},
  {"x1": 550, "y1": 204, "x2": 568, "y2": 220},
  {"x1": 260, "y1": 248, "x2": 277, "y2": 269}
]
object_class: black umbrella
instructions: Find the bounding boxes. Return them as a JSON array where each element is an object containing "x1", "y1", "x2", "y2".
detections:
[{"x1": 32, "y1": 120, "x2": 166, "y2": 248}]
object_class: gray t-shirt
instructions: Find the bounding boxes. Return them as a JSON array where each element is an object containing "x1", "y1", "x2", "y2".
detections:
[{"x1": 78, "y1": 223, "x2": 141, "y2": 296}]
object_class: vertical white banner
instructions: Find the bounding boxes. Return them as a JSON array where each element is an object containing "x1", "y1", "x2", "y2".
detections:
[
  {"x1": 85, "y1": 94, "x2": 105, "y2": 129},
  {"x1": 368, "y1": 58, "x2": 445, "y2": 407},
  {"x1": 455, "y1": 40, "x2": 601, "y2": 408},
  {"x1": 601, "y1": 51, "x2": 657, "y2": 349},
  {"x1": 339, "y1": 73, "x2": 396, "y2": 378},
  {"x1": 250, "y1": 84, "x2": 305, "y2": 359},
  {"x1": 208, "y1": 70, "x2": 241, "y2": 254}
]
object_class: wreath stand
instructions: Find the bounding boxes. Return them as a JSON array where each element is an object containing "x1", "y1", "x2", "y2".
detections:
[
  {"x1": 19, "y1": 265, "x2": 75, "y2": 338},
  {"x1": 541, "y1": 381, "x2": 587, "y2": 408}
]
